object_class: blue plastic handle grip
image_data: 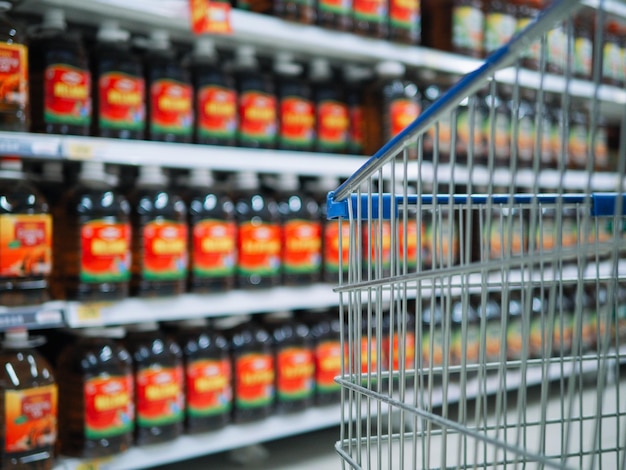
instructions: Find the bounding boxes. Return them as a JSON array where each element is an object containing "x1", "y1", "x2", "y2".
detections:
[{"x1": 326, "y1": 193, "x2": 626, "y2": 220}]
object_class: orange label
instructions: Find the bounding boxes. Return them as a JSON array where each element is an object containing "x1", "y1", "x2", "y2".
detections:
[
  {"x1": 237, "y1": 221, "x2": 281, "y2": 276},
  {"x1": 282, "y1": 219, "x2": 322, "y2": 275},
  {"x1": 324, "y1": 220, "x2": 350, "y2": 273},
  {"x1": 349, "y1": 105, "x2": 365, "y2": 153},
  {"x1": 485, "y1": 216, "x2": 525, "y2": 259},
  {"x1": 0, "y1": 214, "x2": 52, "y2": 278},
  {"x1": 383, "y1": 331, "x2": 415, "y2": 371},
  {"x1": 136, "y1": 366, "x2": 184, "y2": 427},
  {"x1": 192, "y1": 219, "x2": 236, "y2": 278},
  {"x1": 363, "y1": 221, "x2": 392, "y2": 269},
  {"x1": 5, "y1": 385, "x2": 57, "y2": 453},
  {"x1": 315, "y1": 340, "x2": 342, "y2": 392},
  {"x1": 276, "y1": 347, "x2": 315, "y2": 401},
  {"x1": 390, "y1": 0, "x2": 419, "y2": 30},
  {"x1": 186, "y1": 358, "x2": 232, "y2": 417},
  {"x1": 422, "y1": 330, "x2": 444, "y2": 367},
  {"x1": 428, "y1": 115, "x2": 453, "y2": 154},
  {"x1": 98, "y1": 72, "x2": 145, "y2": 131},
  {"x1": 235, "y1": 353, "x2": 274, "y2": 409},
  {"x1": 142, "y1": 220, "x2": 188, "y2": 281},
  {"x1": 0, "y1": 43, "x2": 27, "y2": 108},
  {"x1": 317, "y1": 100, "x2": 349, "y2": 150},
  {"x1": 595, "y1": 127, "x2": 609, "y2": 168},
  {"x1": 359, "y1": 337, "x2": 377, "y2": 374},
  {"x1": 197, "y1": 85, "x2": 237, "y2": 139},
  {"x1": 84, "y1": 375, "x2": 133, "y2": 439},
  {"x1": 190, "y1": 0, "x2": 233, "y2": 35},
  {"x1": 81, "y1": 221, "x2": 131, "y2": 283},
  {"x1": 279, "y1": 96, "x2": 315, "y2": 147},
  {"x1": 518, "y1": 117, "x2": 535, "y2": 162},
  {"x1": 319, "y1": 0, "x2": 350, "y2": 14},
  {"x1": 390, "y1": 99, "x2": 419, "y2": 137},
  {"x1": 568, "y1": 124, "x2": 588, "y2": 167},
  {"x1": 400, "y1": 219, "x2": 422, "y2": 270},
  {"x1": 44, "y1": 64, "x2": 91, "y2": 126},
  {"x1": 353, "y1": 0, "x2": 387, "y2": 22},
  {"x1": 239, "y1": 91, "x2": 277, "y2": 143},
  {"x1": 150, "y1": 79, "x2": 193, "y2": 136}
]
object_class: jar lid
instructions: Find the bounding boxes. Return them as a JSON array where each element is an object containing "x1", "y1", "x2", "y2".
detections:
[
  {"x1": 264, "y1": 311, "x2": 293, "y2": 322},
  {"x1": 177, "y1": 318, "x2": 209, "y2": 329},
  {"x1": 80, "y1": 327, "x2": 126, "y2": 338},
  {"x1": 213, "y1": 315, "x2": 251, "y2": 330},
  {"x1": 2, "y1": 328, "x2": 46, "y2": 348},
  {"x1": 126, "y1": 322, "x2": 159, "y2": 332},
  {"x1": 375, "y1": 61, "x2": 405, "y2": 78}
]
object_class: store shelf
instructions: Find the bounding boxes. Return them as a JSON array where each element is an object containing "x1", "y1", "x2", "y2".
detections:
[
  {"x1": 53, "y1": 403, "x2": 344, "y2": 470},
  {"x1": 0, "y1": 301, "x2": 65, "y2": 331}
]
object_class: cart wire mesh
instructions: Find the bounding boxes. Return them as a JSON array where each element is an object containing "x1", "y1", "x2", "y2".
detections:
[{"x1": 327, "y1": 0, "x2": 626, "y2": 469}]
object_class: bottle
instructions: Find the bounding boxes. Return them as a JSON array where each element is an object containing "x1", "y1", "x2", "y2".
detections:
[
  {"x1": 175, "y1": 319, "x2": 232, "y2": 434},
  {"x1": 273, "y1": 173, "x2": 322, "y2": 286},
  {"x1": 505, "y1": 290, "x2": 525, "y2": 361},
  {"x1": 317, "y1": 0, "x2": 352, "y2": 31},
  {"x1": 28, "y1": 9, "x2": 91, "y2": 135},
  {"x1": 57, "y1": 327, "x2": 134, "y2": 458},
  {"x1": 546, "y1": 20, "x2": 567, "y2": 75},
  {"x1": 214, "y1": 315, "x2": 275, "y2": 423},
  {"x1": 264, "y1": 311, "x2": 315, "y2": 413},
  {"x1": 343, "y1": 65, "x2": 372, "y2": 156},
  {"x1": 55, "y1": 161, "x2": 131, "y2": 301},
  {"x1": 274, "y1": 0, "x2": 316, "y2": 24},
  {"x1": 455, "y1": 89, "x2": 485, "y2": 165},
  {"x1": 352, "y1": 0, "x2": 388, "y2": 39},
  {"x1": 421, "y1": 298, "x2": 445, "y2": 377},
  {"x1": 234, "y1": 172, "x2": 281, "y2": 289},
  {"x1": 528, "y1": 290, "x2": 547, "y2": 358},
  {"x1": 483, "y1": 0, "x2": 517, "y2": 56},
  {"x1": 92, "y1": 20, "x2": 145, "y2": 140},
  {"x1": 480, "y1": 186, "x2": 528, "y2": 261},
  {"x1": 124, "y1": 322, "x2": 184, "y2": 445},
  {"x1": 552, "y1": 287, "x2": 574, "y2": 356},
  {"x1": 381, "y1": 304, "x2": 416, "y2": 385},
  {"x1": 389, "y1": 0, "x2": 420, "y2": 45},
  {"x1": 129, "y1": 166, "x2": 188, "y2": 297},
  {"x1": 0, "y1": 328, "x2": 57, "y2": 470},
  {"x1": 233, "y1": 46, "x2": 277, "y2": 149},
  {"x1": 516, "y1": 0, "x2": 544, "y2": 71},
  {"x1": 423, "y1": 0, "x2": 484, "y2": 57},
  {"x1": 144, "y1": 30, "x2": 193, "y2": 143},
  {"x1": 602, "y1": 20, "x2": 623, "y2": 86},
  {"x1": 567, "y1": 101, "x2": 589, "y2": 170},
  {"x1": 593, "y1": 115, "x2": 610, "y2": 172},
  {"x1": 0, "y1": 158, "x2": 52, "y2": 307},
  {"x1": 363, "y1": 61, "x2": 420, "y2": 158},
  {"x1": 572, "y1": 11, "x2": 594, "y2": 81},
  {"x1": 477, "y1": 294, "x2": 503, "y2": 365},
  {"x1": 450, "y1": 297, "x2": 479, "y2": 370},
  {"x1": 420, "y1": 72, "x2": 453, "y2": 162},
  {"x1": 188, "y1": 38, "x2": 237, "y2": 147},
  {"x1": 305, "y1": 308, "x2": 342, "y2": 405},
  {"x1": 310, "y1": 59, "x2": 349, "y2": 154},
  {"x1": 515, "y1": 88, "x2": 536, "y2": 169},
  {"x1": 0, "y1": 1, "x2": 28, "y2": 131},
  {"x1": 274, "y1": 53, "x2": 315, "y2": 152},
  {"x1": 482, "y1": 85, "x2": 511, "y2": 168},
  {"x1": 187, "y1": 168, "x2": 237, "y2": 293}
]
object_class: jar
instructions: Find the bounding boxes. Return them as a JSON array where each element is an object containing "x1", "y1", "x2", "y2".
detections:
[
  {"x1": 482, "y1": 85, "x2": 511, "y2": 168},
  {"x1": 420, "y1": 72, "x2": 453, "y2": 163},
  {"x1": 483, "y1": 0, "x2": 517, "y2": 56},
  {"x1": 601, "y1": 20, "x2": 624, "y2": 86},
  {"x1": 516, "y1": 0, "x2": 544, "y2": 71},
  {"x1": 515, "y1": 88, "x2": 536, "y2": 169},
  {"x1": 421, "y1": 0, "x2": 484, "y2": 57},
  {"x1": 546, "y1": 21, "x2": 567, "y2": 75},
  {"x1": 567, "y1": 102, "x2": 589, "y2": 170},
  {"x1": 573, "y1": 11, "x2": 594, "y2": 81}
]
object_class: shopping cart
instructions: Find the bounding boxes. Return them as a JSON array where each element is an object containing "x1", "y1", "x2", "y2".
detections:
[{"x1": 327, "y1": 1, "x2": 626, "y2": 468}]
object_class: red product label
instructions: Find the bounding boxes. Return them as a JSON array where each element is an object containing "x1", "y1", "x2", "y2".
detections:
[
  {"x1": 279, "y1": 96, "x2": 315, "y2": 146},
  {"x1": 277, "y1": 347, "x2": 315, "y2": 401},
  {"x1": 81, "y1": 221, "x2": 131, "y2": 283},
  {"x1": 4, "y1": 385, "x2": 57, "y2": 453},
  {"x1": 353, "y1": 0, "x2": 387, "y2": 22},
  {"x1": 359, "y1": 337, "x2": 377, "y2": 374},
  {"x1": 0, "y1": 214, "x2": 52, "y2": 278},
  {"x1": 0, "y1": 43, "x2": 27, "y2": 108},
  {"x1": 235, "y1": 353, "x2": 274, "y2": 409},
  {"x1": 44, "y1": 64, "x2": 91, "y2": 126},
  {"x1": 84, "y1": 375, "x2": 133, "y2": 439},
  {"x1": 390, "y1": 99, "x2": 420, "y2": 137},
  {"x1": 315, "y1": 340, "x2": 342, "y2": 392},
  {"x1": 150, "y1": 79, "x2": 193, "y2": 136},
  {"x1": 363, "y1": 221, "x2": 392, "y2": 269},
  {"x1": 136, "y1": 366, "x2": 184, "y2": 427},
  {"x1": 400, "y1": 219, "x2": 421, "y2": 269},
  {"x1": 237, "y1": 221, "x2": 281, "y2": 276},
  {"x1": 238, "y1": 91, "x2": 277, "y2": 143},
  {"x1": 197, "y1": 85, "x2": 237, "y2": 139},
  {"x1": 317, "y1": 100, "x2": 349, "y2": 150},
  {"x1": 192, "y1": 219, "x2": 237, "y2": 278},
  {"x1": 190, "y1": 0, "x2": 233, "y2": 35},
  {"x1": 99, "y1": 72, "x2": 145, "y2": 131},
  {"x1": 142, "y1": 221, "x2": 188, "y2": 281},
  {"x1": 390, "y1": 0, "x2": 419, "y2": 29},
  {"x1": 324, "y1": 220, "x2": 350, "y2": 273},
  {"x1": 318, "y1": 0, "x2": 351, "y2": 14},
  {"x1": 282, "y1": 219, "x2": 322, "y2": 274},
  {"x1": 186, "y1": 359, "x2": 232, "y2": 417},
  {"x1": 382, "y1": 332, "x2": 415, "y2": 371},
  {"x1": 349, "y1": 105, "x2": 364, "y2": 152}
]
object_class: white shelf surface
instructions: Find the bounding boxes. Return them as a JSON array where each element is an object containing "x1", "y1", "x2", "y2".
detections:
[{"x1": 0, "y1": 301, "x2": 65, "y2": 331}]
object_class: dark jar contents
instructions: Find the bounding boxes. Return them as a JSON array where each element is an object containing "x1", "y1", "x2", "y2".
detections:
[
  {"x1": 389, "y1": 0, "x2": 421, "y2": 45},
  {"x1": 264, "y1": 312, "x2": 315, "y2": 413},
  {"x1": 572, "y1": 12, "x2": 594, "y2": 81},
  {"x1": 0, "y1": 329, "x2": 57, "y2": 470},
  {"x1": 274, "y1": 53, "x2": 315, "y2": 152},
  {"x1": 92, "y1": 21, "x2": 145, "y2": 140},
  {"x1": 317, "y1": 0, "x2": 352, "y2": 31},
  {"x1": 175, "y1": 319, "x2": 232, "y2": 434},
  {"x1": 273, "y1": 174, "x2": 322, "y2": 286},
  {"x1": 55, "y1": 161, "x2": 131, "y2": 301},
  {"x1": 144, "y1": 30, "x2": 193, "y2": 143},
  {"x1": 274, "y1": 0, "x2": 316, "y2": 24},
  {"x1": 483, "y1": 0, "x2": 517, "y2": 56},
  {"x1": 214, "y1": 316, "x2": 275, "y2": 424},
  {"x1": 129, "y1": 166, "x2": 189, "y2": 297},
  {"x1": 343, "y1": 64, "x2": 372, "y2": 156},
  {"x1": 188, "y1": 38, "x2": 237, "y2": 147},
  {"x1": 233, "y1": 172, "x2": 282, "y2": 289},
  {"x1": 0, "y1": 158, "x2": 52, "y2": 307},
  {"x1": 567, "y1": 102, "x2": 589, "y2": 170},
  {"x1": 0, "y1": 2, "x2": 28, "y2": 132},
  {"x1": 423, "y1": 0, "x2": 484, "y2": 57},
  {"x1": 186, "y1": 168, "x2": 236, "y2": 293},
  {"x1": 352, "y1": 0, "x2": 388, "y2": 38},
  {"x1": 124, "y1": 323, "x2": 184, "y2": 446},
  {"x1": 233, "y1": 46, "x2": 277, "y2": 149},
  {"x1": 28, "y1": 9, "x2": 92, "y2": 136},
  {"x1": 56, "y1": 328, "x2": 134, "y2": 459}
]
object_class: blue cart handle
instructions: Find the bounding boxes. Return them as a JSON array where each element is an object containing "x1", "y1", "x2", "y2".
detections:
[{"x1": 326, "y1": 193, "x2": 626, "y2": 220}]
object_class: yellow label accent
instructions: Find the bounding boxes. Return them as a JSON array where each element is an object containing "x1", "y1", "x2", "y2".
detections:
[{"x1": 67, "y1": 143, "x2": 94, "y2": 160}]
